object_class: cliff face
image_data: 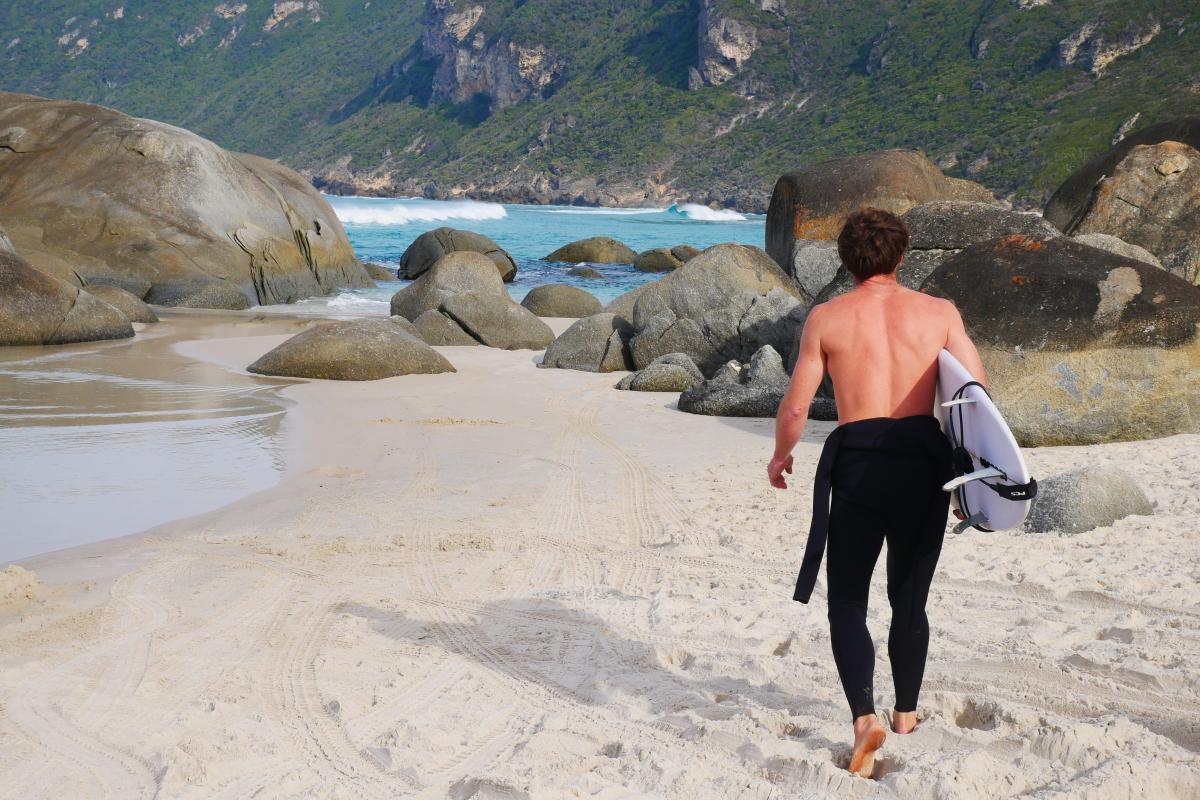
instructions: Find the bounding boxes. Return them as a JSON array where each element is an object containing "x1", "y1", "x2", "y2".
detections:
[
  {"x1": 422, "y1": 0, "x2": 562, "y2": 112},
  {"x1": 3, "y1": 0, "x2": 1198, "y2": 211},
  {"x1": 688, "y1": 0, "x2": 759, "y2": 93}
]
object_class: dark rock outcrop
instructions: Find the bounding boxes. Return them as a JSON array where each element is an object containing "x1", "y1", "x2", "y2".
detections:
[
  {"x1": 567, "y1": 266, "x2": 603, "y2": 279},
  {"x1": 813, "y1": 201, "x2": 1061, "y2": 303},
  {"x1": 540, "y1": 313, "x2": 634, "y2": 372},
  {"x1": 545, "y1": 237, "x2": 636, "y2": 265},
  {"x1": 678, "y1": 345, "x2": 790, "y2": 417},
  {"x1": 1044, "y1": 117, "x2": 1200, "y2": 233},
  {"x1": 1059, "y1": 141, "x2": 1200, "y2": 284},
  {"x1": 629, "y1": 244, "x2": 806, "y2": 374},
  {"x1": 765, "y1": 150, "x2": 996, "y2": 270},
  {"x1": 520, "y1": 284, "x2": 602, "y2": 318},
  {"x1": 83, "y1": 285, "x2": 158, "y2": 324},
  {"x1": 1024, "y1": 467, "x2": 1153, "y2": 534},
  {"x1": 398, "y1": 227, "x2": 517, "y2": 282},
  {"x1": 0, "y1": 93, "x2": 371, "y2": 309},
  {"x1": 0, "y1": 251, "x2": 135, "y2": 346},
  {"x1": 247, "y1": 319, "x2": 455, "y2": 380},
  {"x1": 923, "y1": 235, "x2": 1200, "y2": 445}
]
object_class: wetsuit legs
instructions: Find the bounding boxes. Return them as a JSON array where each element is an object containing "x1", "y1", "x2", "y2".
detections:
[
  {"x1": 826, "y1": 491, "x2": 949, "y2": 720},
  {"x1": 825, "y1": 499, "x2": 886, "y2": 720},
  {"x1": 885, "y1": 495, "x2": 948, "y2": 713}
]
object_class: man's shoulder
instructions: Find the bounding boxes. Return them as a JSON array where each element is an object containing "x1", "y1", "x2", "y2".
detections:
[{"x1": 902, "y1": 288, "x2": 955, "y2": 315}]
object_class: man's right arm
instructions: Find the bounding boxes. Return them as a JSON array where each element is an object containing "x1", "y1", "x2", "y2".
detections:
[{"x1": 943, "y1": 300, "x2": 987, "y2": 386}]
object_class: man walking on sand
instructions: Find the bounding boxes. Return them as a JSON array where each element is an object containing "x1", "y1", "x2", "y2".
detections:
[{"x1": 767, "y1": 208, "x2": 986, "y2": 778}]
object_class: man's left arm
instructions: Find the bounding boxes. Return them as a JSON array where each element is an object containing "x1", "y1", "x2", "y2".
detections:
[{"x1": 768, "y1": 307, "x2": 827, "y2": 489}]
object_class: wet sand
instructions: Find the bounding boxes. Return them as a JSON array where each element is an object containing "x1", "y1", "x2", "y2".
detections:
[
  {"x1": 1, "y1": 315, "x2": 1198, "y2": 798},
  {"x1": 0, "y1": 314, "x2": 319, "y2": 562}
]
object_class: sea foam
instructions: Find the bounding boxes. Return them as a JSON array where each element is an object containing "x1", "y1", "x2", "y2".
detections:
[
  {"x1": 327, "y1": 196, "x2": 508, "y2": 225},
  {"x1": 668, "y1": 203, "x2": 747, "y2": 222}
]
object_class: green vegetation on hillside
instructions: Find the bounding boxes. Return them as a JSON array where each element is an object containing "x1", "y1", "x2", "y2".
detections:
[{"x1": 1, "y1": 0, "x2": 1197, "y2": 208}]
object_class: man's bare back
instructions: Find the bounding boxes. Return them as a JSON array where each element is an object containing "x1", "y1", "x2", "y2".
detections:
[
  {"x1": 766, "y1": 267, "x2": 985, "y2": 489},
  {"x1": 814, "y1": 275, "x2": 986, "y2": 423}
]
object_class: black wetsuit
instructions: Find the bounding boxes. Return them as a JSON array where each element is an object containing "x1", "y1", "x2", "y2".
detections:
[{"x1": 793, "y1": 416, "x2": 953, "y2": 721}]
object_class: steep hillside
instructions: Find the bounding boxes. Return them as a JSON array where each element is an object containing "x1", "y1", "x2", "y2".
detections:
[{"x1": 2, "y1": 1, "x2": 1198, "y2": 210}]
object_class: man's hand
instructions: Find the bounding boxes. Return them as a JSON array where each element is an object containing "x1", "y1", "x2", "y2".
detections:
[{"x1": 768, "y1": 454, "x2": 793, "y2": 489}]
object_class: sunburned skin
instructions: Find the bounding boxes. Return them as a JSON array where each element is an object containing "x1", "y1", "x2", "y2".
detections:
[
  {"x1": 768, "y1": 263, "x2": 987, "y2": 777},
  {"x1": 786, "y1": 269, "x2": 987, "y2": 430}
]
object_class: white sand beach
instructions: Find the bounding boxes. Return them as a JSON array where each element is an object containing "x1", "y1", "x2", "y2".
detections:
[{"x1": 1, "y1": 314, "x2": 1198, "y2": 799}]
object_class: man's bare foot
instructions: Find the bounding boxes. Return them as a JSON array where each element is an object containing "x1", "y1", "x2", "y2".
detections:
[
  {"x1": 892, "y1": 709, "x2": 918, "y2": 734},
  {"x1": 848, "y1": 714, "x2": 887, "y2": 778}
]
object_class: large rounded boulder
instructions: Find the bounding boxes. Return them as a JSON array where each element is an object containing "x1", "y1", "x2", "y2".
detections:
[
  {"x1": 540, "y1": 313, "x2": 634, "y2": 372},
  {"x1": 616, "y1": 353, "x2": 704, "y2": 392},
  {"x1": 1056, "y1": 141, "x2": 1200, "y2": 285},
  {"x1": 765, "y1": 149, "x2": 996, "y2": 269},
  {"x1": 629, "y1": 244, "x2": 806, "y2": 374},
  {"x1": 633, "y1": 246, "x2": 698, "y2": 273},
  {"x1": 544, "y1": 236, "x2": 636, "y2": 264},
  {"x1": 1024, "y1": 467, "x2": 1153, "y2": 535},
  {"x1": 439, "y1": 292, "x2": 555, "y2": 350},
  {"x1": 0, "y1": 93, "x2": 371, "y2": 309},
  {"x1": 520, "y1": 284, "x2": 602, "y2": 318},
  {"x1": 604, "y1": 283, "x2": 653, "y2": 320},
  {"x1": 922, "y1": 235, "x2": 1200, "y2": 445},
  {"x1": 83, "y1": 285, "x2": 159, "y2": 323},
  {"x1": 247, "y1": 319, "x2": 455, "y2": 380},
  {"x1": 787, "y1": 240, "x2": 842, "y2": 304},
  {"x1": 814, "y1": 201, "x2": 1062, "y2": 303},
  {"x1": 1044, "y1": 117, "x2": 1200, "y2": 232},
  {"x1": 412, "y1": 310, "x2": 479, "y2": 346},
  {"x1": 399, "y1": 227, "x2": 517, "y2": 282},
  {"x1": 390, "y1": 251, "x2": 504, "y2": 321},
  {"x1": 0, "y1": 252, "x2": 134, "y2": 345}
]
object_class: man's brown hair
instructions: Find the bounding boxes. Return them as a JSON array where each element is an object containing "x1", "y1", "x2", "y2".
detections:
[{"x1": 837, "y1": 208, "x2": 910, "y2": 281}]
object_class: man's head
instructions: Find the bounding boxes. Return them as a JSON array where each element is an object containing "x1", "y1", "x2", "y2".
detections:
[{"x1": 837, "y1": 208, "x2": 909, "y2": 282}]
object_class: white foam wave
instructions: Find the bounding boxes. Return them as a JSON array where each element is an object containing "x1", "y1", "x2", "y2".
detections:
[
  {"x1": 668, "y1": 203, "x2": 747, "y2": 222},
  {"x1": 328, "y1": 197, "x2": 507, "y2": 225}
]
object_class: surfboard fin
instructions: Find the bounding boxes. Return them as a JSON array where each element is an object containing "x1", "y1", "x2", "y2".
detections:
[
  {"x1": 942, "y1": 467, "x2": 1005, "y2": 493},
  {"x1": 952, "y1": 512, "x2": 990, "y2": 535}
]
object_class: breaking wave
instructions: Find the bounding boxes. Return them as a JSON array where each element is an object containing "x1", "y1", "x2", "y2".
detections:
[
  {"x1": 327, "y1": 196, "x2": 508, "y2": 225},
  {"x1": 667, "y1": 203, "x2": 747, "y2": 222}
]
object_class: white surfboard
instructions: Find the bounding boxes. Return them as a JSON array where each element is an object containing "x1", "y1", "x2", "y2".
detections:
[{"x1": 935, "y1": 349, "x2": 1035, "y2": 533}]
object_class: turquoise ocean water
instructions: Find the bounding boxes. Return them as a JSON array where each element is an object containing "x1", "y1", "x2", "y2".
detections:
[{"x1": 281, "y1": 197, "x2": 767, "y2": 315}]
